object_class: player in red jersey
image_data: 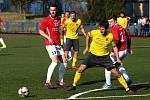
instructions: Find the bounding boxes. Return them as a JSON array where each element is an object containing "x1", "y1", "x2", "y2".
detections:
[
  {"x1": 102, "y1": 16, "x2": 133, "y2": 89},
  {"x1": 0, "y1": 17, "x2": 7, "y2": 49},
  {"x1": 39, "y1": 4, "x2": 67, "y2": 88}
]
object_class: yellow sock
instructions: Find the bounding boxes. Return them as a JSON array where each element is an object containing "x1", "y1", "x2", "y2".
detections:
[
  {"x1": 73, "y1": 72, "x2": 81, "y2": 87},
  {"x1": 61, "y1": 38, "x2": 63, "y2": 46},
  {"x1": 117, "y1": 75, "x2": 129, "y2": 91},
  {"x1": 72, "y1": 57, "x2": 77, "y2": 67}
]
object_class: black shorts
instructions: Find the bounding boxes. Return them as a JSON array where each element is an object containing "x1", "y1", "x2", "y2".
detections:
[
  {"x1": 65, "y1": 38, "x2": 79, "y2": 51},
  {"x1": 82, "y1": 53, "x2": 115, "y2": 70}
]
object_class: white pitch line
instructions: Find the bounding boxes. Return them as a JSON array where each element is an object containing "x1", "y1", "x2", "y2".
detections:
[
  {"x1": 68, "y1": 82, "x2": 150, "y2": 99},
  {"x1": 72, "y1": 94, "x2": 150, "y2": 99}
]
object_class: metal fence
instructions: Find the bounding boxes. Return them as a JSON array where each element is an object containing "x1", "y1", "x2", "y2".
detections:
[
  {"x1": 4, "y1": 21, "x2": 40, "y2": 33},
  {"x1": 2, "y1": 21, "x2": 150, "y2": 37}
]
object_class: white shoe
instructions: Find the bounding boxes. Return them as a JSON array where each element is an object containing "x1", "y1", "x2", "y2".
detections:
[
  {"x1": 101, "y1": 83, "x2": 112, "y2": 89},
  {"x1": 1, "y1": 45, "x2": 6, "y2": 49}
]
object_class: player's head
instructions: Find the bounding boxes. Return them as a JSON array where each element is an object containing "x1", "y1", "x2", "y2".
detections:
[
  {"x1": 49, "y1": 4, "x2": 58, "y2": 18},
  {"x1": 65, "y1": 11, "x2": 70, "y2": 18},
  {"x1": 108, "y1": 15, "x2": 117, "y2": 27},
  {"x1": 99, "y1": 20, "x2": 109, "y2": 36},
  {"x1": 119, "y1": 11, "x2": 125, "y2": 18},
  {"x1": 70, "y1": 11, "x2": 76, "y2": 22},
  {"x1": 61, "y1": 12, "x2": 65, "y2": 18}
]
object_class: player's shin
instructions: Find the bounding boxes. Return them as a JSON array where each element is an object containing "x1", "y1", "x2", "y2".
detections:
[
  {"x1": 117, "y1": 75, "x2": 130, "y2": 91},
  {"x1": 111, "y1": 68, "x2": 129, "y2": 91},
  {"x1": 46, "y1": 62, "x2": 57, "y2": 83},
  {"x1": 105, "y1": 69, "x2": 112, "y2": 85},
  {"x1": 73, "y1": 71, "x2": 81, "y2": 87},
  {"x1": 119, "y1": 66, "x2": 131, "y2": 82},
  {"x1": 59, "y1": 63, "x2": 67, "y2": 84},
  {"x1": 72, "y1": 57, "x2": 77, "y2": 67}
]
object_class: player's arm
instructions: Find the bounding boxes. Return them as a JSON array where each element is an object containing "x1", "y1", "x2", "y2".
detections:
[
  {"x1": 83, "y1": 33, "x2": 90, "y2": 55},
  {"x1": 125, "y1": 30, "x2": 133, "y2": 54},
  {"x1": 112, "y1": 29, "x2": 119, "y2": 45},
  {"x1": 39, "y1": 19, "x2": 53, "y2": 44},
  {"x1": 112, "y1": 40, "x2": 123, "y2": 65},
  {"x1": 0, "y1": 22, "x2": 6, "y2": 32},
  {"x1": 39, "y1": 30, "x2": 53, "y2": 44},
  {"x1": 80, "y1": 24, "x2": 86, "y2": 37}
]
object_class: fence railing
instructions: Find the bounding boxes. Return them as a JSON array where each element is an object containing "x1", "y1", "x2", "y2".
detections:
[{"x1": 2, "y1": 21, "x2": 150, "y2": 37}]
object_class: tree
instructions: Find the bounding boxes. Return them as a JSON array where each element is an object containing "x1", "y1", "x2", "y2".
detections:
[
  {"x1": 11, "y1": 0, "x2": 35, "y2": 14},
  {"x1": 86, "y1": 0, "x2": 125, "y2": 22}
]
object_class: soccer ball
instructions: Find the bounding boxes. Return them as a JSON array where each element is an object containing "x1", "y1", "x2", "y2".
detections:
[{"x1": 18, "y1": 86, "x2": 29, "y2": 97}]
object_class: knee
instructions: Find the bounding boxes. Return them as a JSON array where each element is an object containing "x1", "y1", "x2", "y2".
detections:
[{"x1": 77, "y1": 64, "x2": 86, "y2": 73}]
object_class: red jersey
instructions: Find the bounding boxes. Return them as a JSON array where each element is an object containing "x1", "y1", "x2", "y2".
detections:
[
  {"x1": 61, "y1": 17, "x2": 67, "y2": 35},
  {"x1": 0, "y1": 17, "x2": 3, "y2": 25},
  {"x1": 112, "y1": 23, "x2": 131, "y2": 51},
  {"x1": 40, "y1": 16, "x2": 61, "y2": 46}
]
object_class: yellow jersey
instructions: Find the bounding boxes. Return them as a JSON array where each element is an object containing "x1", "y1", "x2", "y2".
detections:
[
  {"x1": 64, "y1": 18, "x2": 83, "y2": 39},
  {"x1": 117, "y1": 17, "x2": 127, "y2": 29},
  {"x1": 88, "y1": 30, "x2": 116, "y2": 56}
]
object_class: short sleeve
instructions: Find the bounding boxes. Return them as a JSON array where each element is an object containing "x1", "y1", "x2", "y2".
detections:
[
  {"x1": 88, "y1": 31, "x2": 93, "y2": 37},
  {"x1": 111, "y1": 39, "x2": 116, "y2": 47},
  {"x1": 40, "y1": 18, "x2": 49, "y2": 31}
]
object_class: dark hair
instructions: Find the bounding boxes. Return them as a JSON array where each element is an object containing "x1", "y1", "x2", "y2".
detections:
[
  {"x1": 108, "y1": 15, "x2": 117, "y2": 21},
  {"x1": 65, "y1": 11, "x2": 70, "y2": 13},
  {"x1": 119, "y1": 11, "x2": 125, "y2": 17},
  {"x1": 70, "y1": 11, "x2": 76, "y2": 15},
  {"x1": 50, "y1": 4, "x2": 58, "y2": 8},
  {"x1": 99, "y1": 20, "x2": 109, "y2": 29}
]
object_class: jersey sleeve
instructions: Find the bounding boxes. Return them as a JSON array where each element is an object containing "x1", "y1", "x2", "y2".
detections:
[
  {"x1": 125, "y1": 30, "x2": 131, "y2": 49},
  {"x1": 64, "y1": 19, "x2": 69, "y2": 27},
  {"x1": 112, "y1": 27, "x2": 119, "y2": 45},
  {"x1": 0, "y1": 17, "x2": 3, "y2": 25},
  {"x1": 88, "y1": 31, "x2": 93, "y2": 37},
  {"x1": 111, "y1": 38, "x2": 116, "y2": 47},
  {"x1": 40, "y1": 18, "x2": 49, "y2": 32}
]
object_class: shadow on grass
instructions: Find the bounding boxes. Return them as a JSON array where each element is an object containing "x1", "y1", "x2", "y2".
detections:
[
  {"x1": 0, "y1": 53, "x2": 15, "y2": 56},
  {"x1": 131, "y1": 82, "x2": 150, "y2": 91},
  {"x1": 78, "y1": 79, "x2": 117, "y2": 87}
]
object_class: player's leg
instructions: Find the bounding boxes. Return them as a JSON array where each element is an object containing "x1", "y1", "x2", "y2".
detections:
[
  {"x1": 67, "y1": 64, "x2": 87, "y2": 91},
  {"x1": 64, "y1": 36, "x2": 72, "y2": 60},
  {"x1": 118, "y1": 50, "x2": 132, "y2": 85},
  {"x1": 67, "y1": 53, "x2": 94, "y2": 91},
  {"x1": 72, "y1": 39, "x2": 79, "y2": 70},
  {"x1": 45, "y1": 45, "x2": 59, "y2": 88},
  {"x1": 0, "y1": 36, "x2": 6, "y2": 48},
  {"x1": 110, "y1": 67, "x2": 134, "y2": 94},
  {"x1": 102, "y1": 52, "x2": 115, "y2": 89},
  {"x1": 57, "y1": 46, "x2": 67, "y2": 86},
  {"x1": 101, "y1": 55, "x2": 133, "y2": 94},
  {"x1": 65, "y1": 38, "x2": 72, "y2": 60}
]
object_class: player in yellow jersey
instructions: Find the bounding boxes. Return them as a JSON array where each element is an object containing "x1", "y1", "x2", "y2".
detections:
[
  {"x1": 66, "y1": 20, "x2": 134, "y2": 94},
  {"x1": 64, "y1": 11, "x2": 86, "y2": 70},
  {"x1": 117, "y1": 12, "x2": 128, "y2": 29}
]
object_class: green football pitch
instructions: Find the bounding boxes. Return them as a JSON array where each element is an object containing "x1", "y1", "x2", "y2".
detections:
[{"x1": 0, "y1": 34, "x2": 150, "y2": 100}]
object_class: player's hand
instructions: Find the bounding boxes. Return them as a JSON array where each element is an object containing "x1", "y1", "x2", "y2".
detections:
[
  {"x1": 3, "y1": 28, "x2": 6, "y2": 33},
  {"x1": 48, "y1": 38, "x2": 54, "y2": 45},
  {"x1": 127, "y1": 48, "x2": 133, "y2": 55},
  {"x1": 116, "y1": 58, "x2": 123, "y2": 66},
  {"x1": 83, "y1": 47, "x2": 88, "y2": 55}
]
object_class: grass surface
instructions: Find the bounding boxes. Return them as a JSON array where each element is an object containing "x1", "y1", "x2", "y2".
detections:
[{"x1": 0, "y1": 34, "x2": 150, "y2": 100}]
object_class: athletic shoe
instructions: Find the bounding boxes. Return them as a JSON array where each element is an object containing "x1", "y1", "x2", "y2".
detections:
[
  {"x1": 57, "y1": 82, "x2": 65, "y2": 86},
  {"x1": 67, "y1": 85, "x2": 76, "y2": 91},
  {"x1": 45, "y1": 82, "x2": 56, "y2": 89},
  {"x1": 126, "y1": 89, "x2": 134, "y2": 95},
  {"x1": 68, "y1": 57, "x2": 72, "y2": 61},
  {"x1": 101, "y1": 83, "x2": 112, "y2": 89},
  {"x1": 72, "y1": 66, "x2": 78, "y2": 70},
  {"x1": 1, "y1": 45, "x2": 6, "y2": 49},
  {"x1": 127, "y1": 79, "x2": 133, "y2": 86}
]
